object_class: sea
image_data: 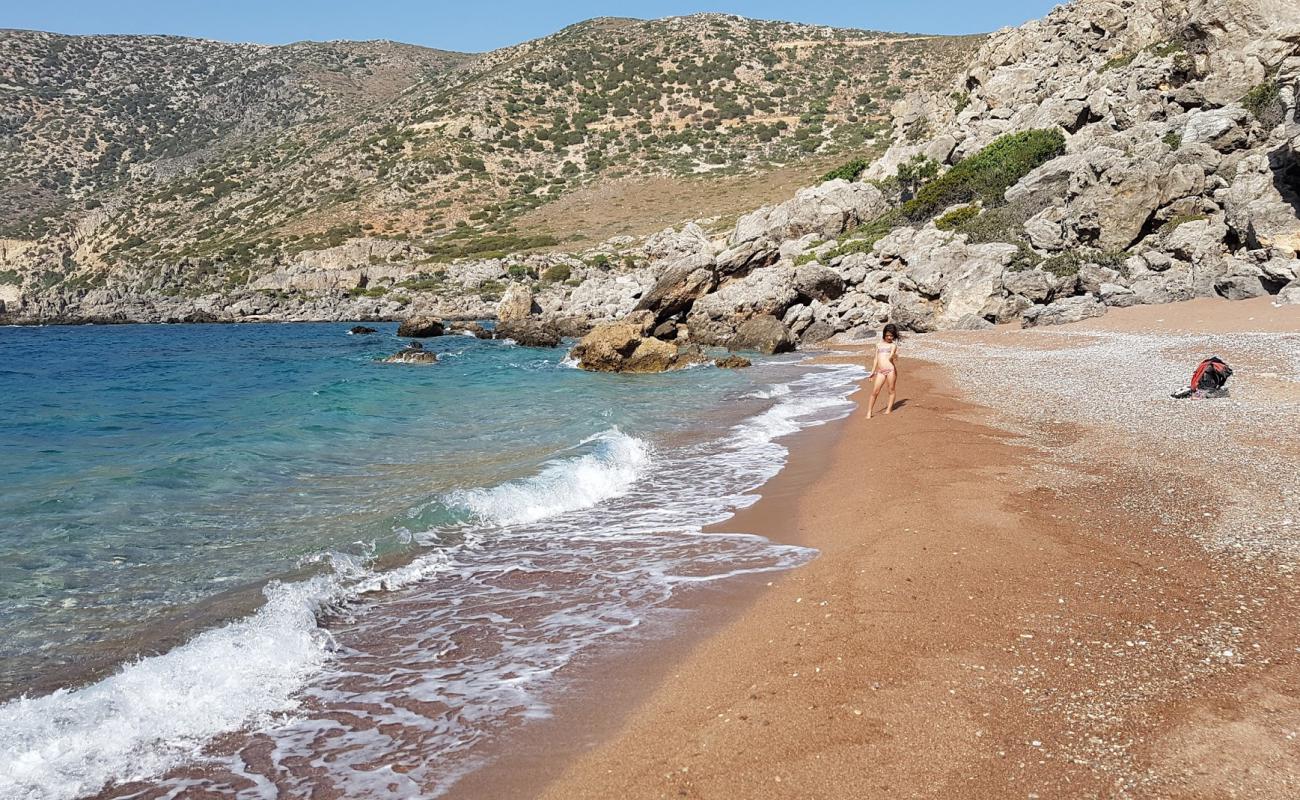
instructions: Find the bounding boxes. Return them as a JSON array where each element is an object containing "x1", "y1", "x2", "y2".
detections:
[{"x1": 0, "y1": 321, "x2": 863, "y2": 799}]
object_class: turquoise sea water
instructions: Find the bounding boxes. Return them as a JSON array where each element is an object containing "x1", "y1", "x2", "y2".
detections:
[{"x1": 0, "y1": 322, "x2": 863, "y2": 799}]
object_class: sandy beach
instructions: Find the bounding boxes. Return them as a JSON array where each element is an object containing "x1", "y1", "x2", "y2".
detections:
[{"x1": 526, "y1": 297, "x2": 1300, "y2": 799}]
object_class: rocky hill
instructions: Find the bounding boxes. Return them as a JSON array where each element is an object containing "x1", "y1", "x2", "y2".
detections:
[
  {"x1": 552, "y1": 0, "x2": 1300, "y2": 371},
  {"x1": 6, "y1": 0, "x2": 1296, "y2": 334},
  {"x1": 0, "y1": 16, "x2": 979, "y2": 321}
]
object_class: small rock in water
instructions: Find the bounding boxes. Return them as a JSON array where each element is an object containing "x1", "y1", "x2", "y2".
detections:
[
  {"x1": 382, "y1": 342, "x2": 437, "y2": 364},
  {"x1": 715, "y1": 355, "x2": 752, "y2": 369},
  {"x1": 348, "y1": 325, "x2": 378, "y2": 335}
]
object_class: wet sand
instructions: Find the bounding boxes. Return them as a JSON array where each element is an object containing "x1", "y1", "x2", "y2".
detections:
[{"x1": 527, "y1": 298, "x2": 1300, "y2": 799}]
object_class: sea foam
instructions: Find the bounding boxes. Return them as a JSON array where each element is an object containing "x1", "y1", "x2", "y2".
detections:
[{"x1": 445, "y1": 428, "x2": 651, "y2": 526}]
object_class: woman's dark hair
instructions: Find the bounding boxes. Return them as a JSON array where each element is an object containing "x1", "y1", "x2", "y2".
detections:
[{"x1": 881, "y1": 323, "x2": 902, "y2": 342}]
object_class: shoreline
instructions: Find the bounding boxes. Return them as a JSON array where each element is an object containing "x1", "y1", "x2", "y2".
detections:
[
  {"x1": 523, "y1": 299, "x2": 1300, "y2": 799},
  {"x1": 441, "y1": 373, "x2": 858, "y2": 800}
]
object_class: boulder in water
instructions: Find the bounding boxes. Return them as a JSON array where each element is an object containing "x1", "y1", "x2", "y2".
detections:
[
  {"x1": 397, "y1": 315, "x2": 444, "y2": 338},
  {"x1": 715, "y1": 355, "x2": 752, "y2": 369},
  {"x1": 494, "y1": 319, "x2": 562, "y2": 348},
  {"x1": 349, "y1": 325, "x2": 378, "y2": 335},
  {"x1": 383, "y1": 342, "x2": 438, "y2": 364},
  {"x1": 448, "y1": 320, "x2": 493, "y2": 339}
]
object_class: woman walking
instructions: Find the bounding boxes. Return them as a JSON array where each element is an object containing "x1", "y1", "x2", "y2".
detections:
[{"x1": 866, "y1": 324, "x2": 900, "y2": 418}]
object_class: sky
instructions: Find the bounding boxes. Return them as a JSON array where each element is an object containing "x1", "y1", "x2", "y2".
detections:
[{"x1": 2, "y1": 1, "x2": 1061, "y2": 52}]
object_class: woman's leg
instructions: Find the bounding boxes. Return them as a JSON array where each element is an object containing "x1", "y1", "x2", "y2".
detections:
[
  {"x1": 884, "y1": 370, "x2": 898, "y2": 413},
  {"x1": 866, "y1": 371, "x2": 886, "y2": 417}
]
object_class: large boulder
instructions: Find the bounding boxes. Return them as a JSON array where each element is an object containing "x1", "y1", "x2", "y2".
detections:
[
  {"x1": 1222, "y1": 149, "x2": 1300, "y2": 257},
  {"x1": 793, "y1": 263, "x2": 846, "y2": 302},
  {"x1": 685, "y1": 267, "x2": 801, "y2": 344},
  {"x1": 731, "y1": 180, "x2": 888, "y2": 246},
  {"x1": 633, "y1": 252, "x2": 717, "y2": 324},
  {"x1": 494, "y1": 319, "x2": 562, "y2": 348},
  {"x1": 1180, "y1": 107, "x2": 1251, "y2": 153},
  {"x1": 448, "y1": 320, "x2": 492, "y2": 339},
  {"x1": 397, "y1": 315, "x2": 444, "y2": 338},
  {"x1": 568, "y1": 319, "x2": 694, "y2": 373},
  {"x1": 497, "y1": 284, "x2": 539, "y2": 323},
  {"x1": 728, "y1": 315, "x2": 796, "y2": 354},
  {"x1": 643, "y1": 222, "x2": 714, "y2": 263},
  {"x1": 1021, "y1": 295, "x2": 1107, "y2": 327},
  {"x1": 1276, "y1": 281, "x2": 1300, "y2": 304},
  {"x1": 570, "y1": 322, "x2": 642, "y2": 371}
]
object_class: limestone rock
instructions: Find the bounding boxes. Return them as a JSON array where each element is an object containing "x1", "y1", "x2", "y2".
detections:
[
  {"x1": 494, "y1": 319, "x2": 562, "y2": 348},
  {"x1": 731, "y1": 180, "x2": 888, "y2": 246},
  {"x1": 1021, "y1": 295, "x2": 1107, "y2": 327},
  {"x1": 448, "y1": 320, "x2": 492, "y2": 339},
  {"x1": 714, "y1": 355, "x2": 753, "y2": 369},
  {"x1": 792, "y1": 263, "x2": 846, "y2": 302},
  {"x1": 383, "y1": 343, "x2": 437, "y2": 364},
  {"x1": 569, "y1": 322, "x2": 642, "y2": 371},
  {"x1": 497, "y1": 284, "x2": 539, "y2": 323},
  {"x1": 1222, "y1": 151, "x2": 1300, "y2": 256},
  {"x1": 397, "y1": 315, "x2": 444, "y2": 338},
  {"x1": 728, "y1": 315, "x2": 796, "y2": 354},
  {"x1": 567, "y1": 319, "x2": 697, "y2": 373},
  {"x1": 633, "y1": 252, "x2": 717, "y2": 323}
]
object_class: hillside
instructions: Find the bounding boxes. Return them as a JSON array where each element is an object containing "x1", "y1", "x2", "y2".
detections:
[{"x1": 0, "y1": 15, "x2": 980, "y2": 315}]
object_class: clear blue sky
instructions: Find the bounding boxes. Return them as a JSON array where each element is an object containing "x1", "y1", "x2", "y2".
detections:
[{"x1": 3, "y1": 1, "x2": 1061, "y2": 52}]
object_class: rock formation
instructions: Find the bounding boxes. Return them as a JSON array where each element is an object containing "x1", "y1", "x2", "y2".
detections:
[{"x1": 396, "y1": 316, "x2": 445, "y2": 338}]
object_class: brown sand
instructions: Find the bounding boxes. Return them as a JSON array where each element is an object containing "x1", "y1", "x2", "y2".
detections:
[{"x1": 528, "y1": 300, "x2": 1300, "y2": 799}]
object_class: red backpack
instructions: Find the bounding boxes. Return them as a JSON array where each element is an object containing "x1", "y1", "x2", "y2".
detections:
[{"x1": 1172, "y1": 357, "x2": 1232, "y2": 398}]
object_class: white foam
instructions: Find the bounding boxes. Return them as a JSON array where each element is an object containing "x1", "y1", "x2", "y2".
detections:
[
  {"x1": 445, "y1": 429, "x2": 651, "y2": 526},
  {"x1": 0, "y1": 577, "x2": 339, "y2": 800}
]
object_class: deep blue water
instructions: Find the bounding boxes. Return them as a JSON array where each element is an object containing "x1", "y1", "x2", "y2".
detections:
[{"x1": 0, "y1": 321, "x2": 863, "y2": 800}]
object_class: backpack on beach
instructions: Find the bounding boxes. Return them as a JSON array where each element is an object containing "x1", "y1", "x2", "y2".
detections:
[{"x1": 1171, "y1": 357, "x2": 1232, "y2": 399}]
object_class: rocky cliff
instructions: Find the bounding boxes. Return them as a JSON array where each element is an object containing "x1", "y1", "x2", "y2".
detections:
[{"x1": 564, "y1": 0, "x2": 1300, "y2": 362}]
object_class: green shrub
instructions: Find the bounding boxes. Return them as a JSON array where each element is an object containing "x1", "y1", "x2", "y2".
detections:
[
  {"x1": 821, "y1": 158, "x2": 870, "y2": 182},
  {"x1": 541, "y1": 263, "x2": 572, "y2": 283},
  {"x1": 1241, "y1": 80, "x2": 1281, "y2": 125},
  {"x1": 0, "y1": 269, "x2": 20, "y2": 285},
  {"x1": 934, "y1": 205, "x2": 980, "y2": 231},
  {"x1": 1148, "y1": 40, "x2": 1186, "y2": 58},
  {"x1": 1100, "y1": 51, "x2": 1137, "y2": 73},
  {"x1": 1162, "y1": 131, "x2": 1182, "y2": 150},
  {"x1": 903, "y1": 128, "x2": 1066, "y2": 221}
]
